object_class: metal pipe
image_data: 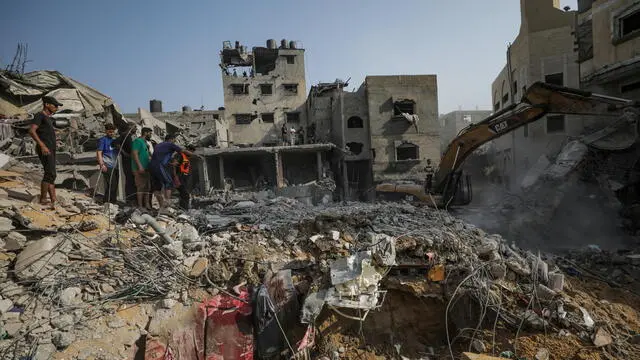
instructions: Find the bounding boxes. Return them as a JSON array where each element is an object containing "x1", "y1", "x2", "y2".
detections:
[{"x1": 131, "y1": 213, "x2": 174, "y2": 244}]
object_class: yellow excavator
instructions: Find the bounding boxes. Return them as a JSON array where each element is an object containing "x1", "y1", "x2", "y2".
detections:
[{"x1": 375, "y1": 82, "x2": 640, "y2": 207}]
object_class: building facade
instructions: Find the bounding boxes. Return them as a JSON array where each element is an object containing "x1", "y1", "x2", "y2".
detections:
[
  {"x1": 490, "y1": 0, "x2": 580, "y2": 189},
  {"x1": 577, "y1": 0, "x2": 640, "y2": 101},
  {"x1": 220, "y1": 39, "x2": 307, "y2": 147}
]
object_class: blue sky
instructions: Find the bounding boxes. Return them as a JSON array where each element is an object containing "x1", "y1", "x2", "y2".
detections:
[{"x1": 1, "y1": 0, "x2": 576, "y2": 114}]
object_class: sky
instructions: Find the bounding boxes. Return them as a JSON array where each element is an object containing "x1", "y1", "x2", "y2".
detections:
[{"x1": 1, "y1": 0, "x2": 576, "y2": 115}]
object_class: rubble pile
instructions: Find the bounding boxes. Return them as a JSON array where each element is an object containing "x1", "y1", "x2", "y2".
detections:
[{"x1": 0, "y1": 160, "x2": 638, "y2": 359}]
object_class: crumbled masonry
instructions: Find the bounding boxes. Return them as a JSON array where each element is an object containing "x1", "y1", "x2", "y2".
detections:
[{"x1": 0, "y1": 157, "x2": 638, "y2": 360}]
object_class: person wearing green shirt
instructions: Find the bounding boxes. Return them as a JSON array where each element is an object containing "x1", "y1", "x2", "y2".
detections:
[{"x1": 132, "y1": 127, "x2": 153, "y2": 210}]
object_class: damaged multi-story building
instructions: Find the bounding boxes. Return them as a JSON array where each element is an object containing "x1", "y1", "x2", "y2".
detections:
[
  {"x1": 489, "y1": 0, "x2": 580, "y2": 189},
  {"x1": 132, "y1": 39, "x2": 441, "y2": 202},
  {"x1": 576, "y1": 0, "x2": 640, "y2": 100}
]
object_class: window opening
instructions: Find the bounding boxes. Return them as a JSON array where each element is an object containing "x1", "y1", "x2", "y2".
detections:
[
  {"x1": 544, "y1": 73, "x2": 564, "y2": 86},
  {"x1": 346, "y1": 142, "x2": 364, "y2": 155},
  {"x1": 396, "y1": 142, "x2": 419, "y2": 161},
  {"x1": 260, "y1": 84, "x2": 273, "y2": 95},
  {"x1": 621, "y1": 81, "x2": 640, "y2": 93},
  {"x1": 393, "y1": 100, "x2": 415, "y2": 116},
  {"x1": 347, "y1": 116, "x2": 364, "y2": 128},
  {"x1": 286, "y1": 112, "x2": 300, "y2": 123},
  {"x1": 261, "y1": 113, "x2": 274, "y2": 123},
  {"x1": 283, "y1": 55, "x2": 296, "y2": 64},
  {"x1": 235, "y1": 113, "x2": 253, "y2": 125},
  {"x1": 231, "y1": 84, "x2": 248, "y2": 95},
  {"x1": 621, "y1": 11, "x2": 640, "y2": 36},
  {"x1": 546, "y1": 115, "x2": 565, "y2": 133},
  {"x1": 283, "y1": 84, "x2": 298, "y2": 95}
]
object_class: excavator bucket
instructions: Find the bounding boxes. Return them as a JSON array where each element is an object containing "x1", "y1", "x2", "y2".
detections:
[{"x1": 441, "y1": 172, "x2": 472, "y2": 207}]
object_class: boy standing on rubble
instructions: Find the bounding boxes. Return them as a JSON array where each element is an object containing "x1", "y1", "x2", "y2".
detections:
[
  {"x1": 97, "y1": 123, "x2": 119, "y2": 204},
  {"x1": 132, "y1": 127, "x2": 153, "y2": 210},
  {"x1": 29, "y1": 96, "x2": 63, "y2": 209},
  {"x1": 149, "y1": 134, "x2": 195, "y2": 214}
]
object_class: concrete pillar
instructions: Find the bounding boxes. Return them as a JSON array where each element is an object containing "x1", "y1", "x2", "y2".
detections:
[
  {"x1": 218, "y1": 156, "x2": 225, "y2": 188},
  {"x1": 198, "y1": 156, "x2": 210, "y2": 193},
  {"x1": 316, "y1": 151, "x2": 322, "y2": 180},
  {"x1": 275, "y1": 151, "x2": 285, "y2": 188}
]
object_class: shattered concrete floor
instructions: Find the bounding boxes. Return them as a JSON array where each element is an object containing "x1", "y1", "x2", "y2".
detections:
[{"x1": 0, "y1": 159, "x2": 639, "y2": 360}]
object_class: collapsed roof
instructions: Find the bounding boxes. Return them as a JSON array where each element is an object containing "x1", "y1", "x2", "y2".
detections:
[{"x1": 0, "y1": 70, "x2": 125, "y2": 125}]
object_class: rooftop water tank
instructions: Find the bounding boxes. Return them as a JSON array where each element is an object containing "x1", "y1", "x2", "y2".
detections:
[
  {"x1": 266, "y1": 39, "x2": 276, "y2": 49},
  {"x1": 289, "y1": 41, "x2": 296, "y2": 49},
  {"x1": 280, "y1": 39, "x2": 288, "y2": 49},
  {"x1": 182, "y1": 106, "x2": 192, "y2": 112},
  {"x1": 150, "y1": 99, "x2": 162, "y2": 113}
]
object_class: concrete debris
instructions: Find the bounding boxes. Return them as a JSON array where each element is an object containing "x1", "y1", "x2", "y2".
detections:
[
  {"x1": 0, "y1": 298, "x2": 13, "y2": 314},
  {"x1": 52, "y1": 330, "x2": 76, "y2": 349},
  {"x1": 14, "y1": 236, "x2": 70, "y2": 281},
  {"x1": 0, "y1": 160, "x2": 634, "y2": 360},
  {"x1": 535, "y1": 348, "x2": 550, "y2": 360},
  {"x1": 0, "y1": 217, "x2": 14, "y2": 233},
  {"x1": 59, "y1": 287, "x2": 83, "y2": 306},
  {"x1": 3, "y1": 231, "x2": 26, "y2": 251},
  {"x1": 592, "y1": 327, "x2": 613, "y2": 347}
]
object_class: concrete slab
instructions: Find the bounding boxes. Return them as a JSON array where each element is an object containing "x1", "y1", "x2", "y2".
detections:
[{"x1": 462, "y1": 353, "x2": 505, "y2": 360}]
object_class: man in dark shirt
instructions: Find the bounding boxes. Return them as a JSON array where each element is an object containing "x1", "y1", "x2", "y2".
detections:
[
  {"x1": 112, "y1": 123, "x2": 137, "y2": 205},
  {"x1": 28, "y1": 96, "x2": 63, "y2": 209},
  {"x1": 150, "y1": 133, "x2": 195, "y2": 213}
]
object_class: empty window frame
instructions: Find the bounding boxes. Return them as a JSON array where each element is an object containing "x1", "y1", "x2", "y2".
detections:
[
  {"x1": 546, "y1": 115, "x2": 565, "y2": 133},
  {"x1": 261, "y1": 113, "x2": 275, "y2": 123},
  {"x1": 502, "y1": 93, "x2": 509, "y2": 105},
  {"x1": 544, "y1": 73, "x2": 564, "y2": 86},
  {"x1": 621, "y1": 10, "x2": 640, "y2": 37},
  {"x1": 494, "y1": 102, "x2": 500, "y2": 111},
  {"x1": 286, "y1": 112, "x2": 300, "y2": 123},
  {"x1": 231, "y1": 84, "x2": 249, "y2": 95},
  {"x1": 396, "y1": 142, "x2": 419, "y2": 161},
  {"x1": 347, "y1": 116, "x2": 364, "y2": 128},
  {"x1": 283, "y1": 83, "x2": 298, "y2": 95},
  {"x1": 283, "y1": 55, "x2": 296, "y2": 64},
  {"x1": 260, "y1": 84, "x2": 273, "y2": 95},
  {"x1": 235, "y1": 113, "x2": 254, "y2": 125},
  {"x1": 393, "y1": 100, "x2": 415, "y2": 116}
]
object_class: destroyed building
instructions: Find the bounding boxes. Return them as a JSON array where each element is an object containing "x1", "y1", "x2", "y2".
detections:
[
  {"x1": 577, "y1": 0, "x2": 640, "y2": 100},
  {"x1": 135, "y1": 40, "x2": 443, "y2": 202},
  {"x1": 220, "y1": 39, "x2": 307, "y2": 147},
  {"x1": 490, "y1": 0, "x2": 580, "y2": 189},
  {"x1": 0, "y1": 70, "x2": 131, "y2": 196}
]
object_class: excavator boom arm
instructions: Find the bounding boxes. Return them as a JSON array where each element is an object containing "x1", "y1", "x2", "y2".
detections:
[{"x1": 432, "y1": 82, "x2": 638, "y2": 193}]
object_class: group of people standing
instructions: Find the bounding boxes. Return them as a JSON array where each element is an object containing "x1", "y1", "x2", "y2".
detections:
[
  {"x1": 96, "y1": 126, "x2": 197, "y2": 213},
  {"x1": 28, "y1": 96, "x2": 197, "y2": 213}
]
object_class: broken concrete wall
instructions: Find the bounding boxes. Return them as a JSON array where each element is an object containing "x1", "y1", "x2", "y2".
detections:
[
  {"x1": 343, "y1": 85, "x2": 371, "y2": 162},
  {"x1": 365, "y1": 75, "x2": 440, "y2": 182}
]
